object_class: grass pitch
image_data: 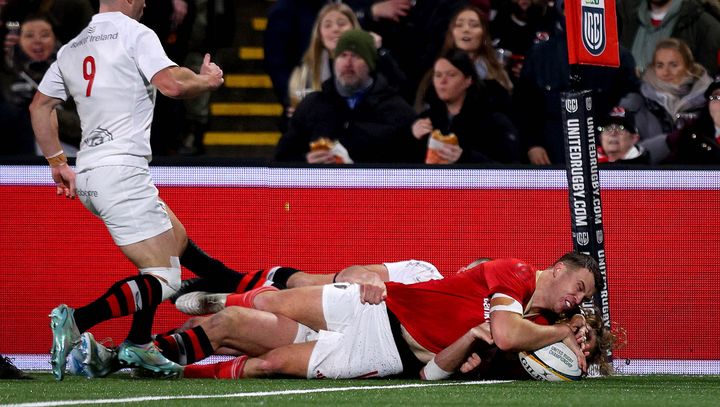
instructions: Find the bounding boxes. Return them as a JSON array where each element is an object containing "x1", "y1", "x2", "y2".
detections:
[{"x1": 2, "y1": 374, "x2": 720, "y2": 406}]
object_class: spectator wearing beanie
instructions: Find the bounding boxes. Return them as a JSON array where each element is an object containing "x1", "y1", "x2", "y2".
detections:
[{"x1": 275, "y1": 29, "x2": 423, "y2": 164}]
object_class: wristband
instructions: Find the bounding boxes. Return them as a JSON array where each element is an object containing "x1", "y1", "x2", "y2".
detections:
[
  {"x1": 422, "y1": 357, "x2": 452, "y2": 380},
  {"x1": 46, "y1": 150, "x2": 67, "y2": 167},
  {"x1": 332, "y1": 272, "x2": 340, "y2": 283}
]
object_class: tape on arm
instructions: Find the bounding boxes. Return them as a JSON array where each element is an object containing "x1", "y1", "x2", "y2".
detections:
[
  {"x1": 490, "y1": 293, "x2": 523, "y2": 315},
  {"x1": 422, "y1": 357, "x2": 453, "y2": 380}
]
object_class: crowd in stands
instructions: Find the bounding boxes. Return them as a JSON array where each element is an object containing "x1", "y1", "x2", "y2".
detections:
[
  {"x1": 1, "y1": 0, "x2": 719, "y2": 165},
  {"x1": 0, "y1": 0, "x2": 235, "y2": 156}
]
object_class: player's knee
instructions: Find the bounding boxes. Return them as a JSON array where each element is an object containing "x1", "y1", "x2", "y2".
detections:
[
  {"x1": 211, "y1": 306, "x2": 248, "y2": 332},
  {"x1": 140, "y1": 256, "x2": 181, "y2": 300}
]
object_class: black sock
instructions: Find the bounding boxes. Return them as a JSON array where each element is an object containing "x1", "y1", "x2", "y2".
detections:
[
  {"x1": 180, "y1": 239, "x2": 245, "y2": 291},
  {"x1": 154, "y1": 326, "x2": 214, "y2": 365},
  {"x1": 126, "y1": 305, "x2": 157, "y2": 345},
  {"x1": 74, "y1": 275, "x2": 163, "y2": 333},
  {"x1": 269, "y1": 267, "x2": 301, "y2": 289}
]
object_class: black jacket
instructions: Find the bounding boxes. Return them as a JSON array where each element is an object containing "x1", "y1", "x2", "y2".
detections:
[
  {"x1": 275, "y1": 75, "x2": 423, "y2": 163},
  {"x1": 420, "y1": 89, "x2": 521, "y2": 163},
  {"x1": 513, "y1": 32, "x2": 640, "y2": 164}
]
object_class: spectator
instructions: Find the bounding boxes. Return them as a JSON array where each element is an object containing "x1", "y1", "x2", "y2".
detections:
[
  {"x1": 490, "y1": 0, "x2": 559, "y2": 82},
  {"x1": 275, "y1": 29, "x2": 422, "y2": 163},
  {"x1": 0, "y1": 14, "x2": 80, "y2": 155},
  {"x1": 620, "y1": 38, "x2": 713, "y2": 164},
  {"x1": 619, "y1": 0, "x2": 720, "y2": 74},
  {"x1": 287, "y1": 3, "x2": 405, "y2": 117},
  {"x1": 416, "y1": 5, "x2": 512, "y2": 113},
  {"x1": 513, "y1": 4, "x2": 640, "y2": 165},
  {"x1": 666, "y1": 77, "x2": 720, "y2": 163},
  {"x1": 597, "y1": 107, "x2": 650, "y2": 164},
  {"x1": 263, "y1": 0, "x2": 327, "y2": 110},
  {"x1": 412, "y1": 50, "x2": 520, "y2": 164},
  {"x1": 355, "y1": 0, "x2": 468, "y2": 102},
  {"x1": 0, "y1": 0, "x2": 94, "y2": 45},
  {"x1": 288, "y1": 3, "x2": 360, "y2": 112}
]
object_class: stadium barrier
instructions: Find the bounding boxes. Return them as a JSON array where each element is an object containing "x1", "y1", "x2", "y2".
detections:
[{"x1": 1, "y1": 165, "x2": 718, "y2": 374}]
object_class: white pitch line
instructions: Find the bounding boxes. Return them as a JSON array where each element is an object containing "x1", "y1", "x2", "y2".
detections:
[{"x1": 3, "y1": 380, "x2": 511, "y2": 407}]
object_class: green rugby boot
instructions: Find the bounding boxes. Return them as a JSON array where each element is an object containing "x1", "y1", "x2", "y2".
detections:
[
  {"x1": 49, "y1": 304, "x2": 81, "y2": 381},
  {"x1": 117, "y1": 341, "x2": 182, "y2": 378}
]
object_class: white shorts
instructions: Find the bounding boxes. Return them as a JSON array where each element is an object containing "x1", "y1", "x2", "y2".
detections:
[
  {"x1": 76, "y1": 165, "x2": 172, "y2": 246},
  {"x1": 306, "y1": 283, "x2": 403, "y2": 379}
]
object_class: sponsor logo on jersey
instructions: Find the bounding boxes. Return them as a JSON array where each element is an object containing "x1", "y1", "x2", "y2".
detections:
[
  {"x1": 83, "y1": 127, "x2": 114, "y2": 148},
  {"x1": 76, "y1": 189, "x2": 99, "y2": 197},
  {"x1": 70, "y1": 32, "x2": 118, "y2": 48}
]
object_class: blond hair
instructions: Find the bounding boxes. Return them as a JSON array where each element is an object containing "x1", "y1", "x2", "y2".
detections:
[
  {"x1": 288, "y1": 3, "x2": 360, "y2": 105},
  {"x1": 651, "y1": 38, "x2": 705, "y2": 79}
]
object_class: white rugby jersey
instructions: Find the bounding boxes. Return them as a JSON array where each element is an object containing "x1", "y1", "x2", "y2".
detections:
[
  {"x1": 38, "y1": 12, "x2": 176, "y2": 171},
  {"x1": 383, "y1": 260, "x2": 443, "y2": 284}
]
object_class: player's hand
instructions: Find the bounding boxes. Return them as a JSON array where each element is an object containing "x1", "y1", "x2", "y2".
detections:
[
  {"x1": 356, "y1": 273, "x2": 387, "y2": 304},
  {"x1": 306, "y1": 149, "x2": 336, "y2": 164},
  {"x1": 200, "y1": 53, "x2": 224, "y2": 90},
  {"x1": 411, "y1": 118, "x2": 432, "y2": 139},
  {"x1": 561, "y1": 323, "x2": 588, "y2": 373},
  {"x1": 469, "y1": 322, "x2": 494, "y2": 345},
  {"x1": 528, "y1": 146, "x2": 551, "y2": 165},
  {"x1": 52, "y1": 163, "x2": 77, "y2": 199},
  {"x1": 436, "y1": 143, "x2": 463, "y2": 163},
  {"x1": 371, "y1": 0, "x2": 412, "y2": 22},
  {"x1": 459, "y1": 352, "x2": 482, "y2": 373}
]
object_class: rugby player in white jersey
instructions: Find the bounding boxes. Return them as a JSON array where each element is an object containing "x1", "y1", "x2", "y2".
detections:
[{"x1": 29, "y1": 0, "x2": 223, "y2": 380}]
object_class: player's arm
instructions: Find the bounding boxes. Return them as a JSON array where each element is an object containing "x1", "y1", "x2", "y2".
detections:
[
  {"x1": 334, "y1": 265, "x2": 388, "y2": 304},
  {"x1": 420, "y1": 322, "x2": 494, "y2": 380},
  {"x1": 489, "y1": 296, "x2": 588, "y2": 371},
  {"x1": 152, "y1": 54, "x2": 224, "y2": 99},
  {"x1": 29, "y1": 91, "x2": 77, "y2": 198},
  {"x1": 335, "y1": 264, "x2": 390, "y2": 283}
]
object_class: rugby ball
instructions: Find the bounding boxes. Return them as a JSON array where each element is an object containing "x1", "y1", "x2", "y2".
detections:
[{"x1": 518, "y1": 342, "x2": 582, "y2": 381}]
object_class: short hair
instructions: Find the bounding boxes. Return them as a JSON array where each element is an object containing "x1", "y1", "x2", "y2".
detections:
[{"x1": 554, "y1": 252, "x2": 603, "y2": 295}]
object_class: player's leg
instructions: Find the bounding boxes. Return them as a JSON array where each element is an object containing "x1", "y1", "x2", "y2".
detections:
[
  {"x1": 184, "y1": 341, "x2": 316, "y2": 379},
  {"x1": 155, "y1": 305, "x2": 302, "y2": 365},
  {"x1": 167, "y1": 205, "x2": 248, "y2": 294},
  {"x1": 52, "y1": 166, "x2": 184, "y2": 378},
  {"x1": 49, "y1": 167, "x2": 172, "y2": 379}
]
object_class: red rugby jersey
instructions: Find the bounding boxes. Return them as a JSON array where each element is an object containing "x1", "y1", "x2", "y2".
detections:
[{"x1": 385, "y1": 258, "x2": 537, "y2": 354}]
